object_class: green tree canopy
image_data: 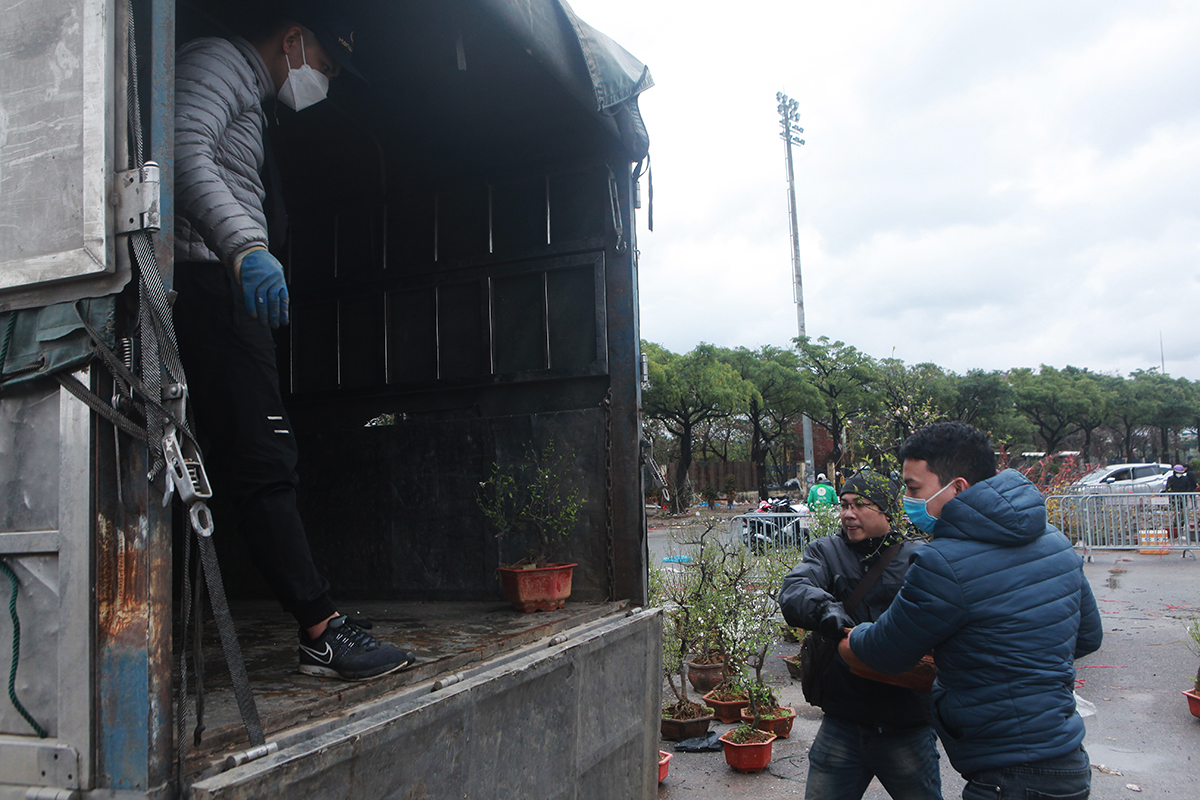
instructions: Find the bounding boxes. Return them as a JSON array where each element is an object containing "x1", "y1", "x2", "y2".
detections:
[
  {"x1": 1010, "y1": 365, "x2": 1103, "y2": 457},
  {"x1": 642, "y1": 341, "x2": 752, "y2": 511},
  {"x1": 722, "y1": 345, "x2": 821, "y2": 498},
  {"x1": 794, "y1": 336, "x2": 880, "y2": 476}
]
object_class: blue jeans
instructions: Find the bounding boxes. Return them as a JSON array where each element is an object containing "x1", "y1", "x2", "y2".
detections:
[
  {"x1": 962, "y1": 746, "x2": 1091, "y2": 800},
  {"x1": 806, "y1": 715, "x2": 942, "y2": 800}
]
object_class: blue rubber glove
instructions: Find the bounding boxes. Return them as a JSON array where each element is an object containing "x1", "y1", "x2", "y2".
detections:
[{"x1": 237, "y1": 249, "x2": 289, "y2": 328}]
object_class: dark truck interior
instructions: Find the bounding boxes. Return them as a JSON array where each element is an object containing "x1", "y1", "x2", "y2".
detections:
[{"x1": 173, "y1": 0, "x2": 650, "y2": 768}]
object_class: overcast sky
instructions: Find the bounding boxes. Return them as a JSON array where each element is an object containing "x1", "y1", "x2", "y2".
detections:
[{"x1": 569, "y1": 0, "x2": 1200, "y2": 379}]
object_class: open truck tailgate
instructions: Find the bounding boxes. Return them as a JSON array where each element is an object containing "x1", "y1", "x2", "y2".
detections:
[{"x1": 190, "y1": 607, "x2": 661, "y2": 800}]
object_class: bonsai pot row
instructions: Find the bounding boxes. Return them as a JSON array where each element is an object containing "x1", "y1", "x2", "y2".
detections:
[
  {"x1": 652, "y1": 525, "x2": 807, "y2": 779},
  {"x1": 660, "y1": 699, "x2": 785, "y2": 775},
  {"x1": 661, "y1": 673, "x2": 795, "y2": 775}
]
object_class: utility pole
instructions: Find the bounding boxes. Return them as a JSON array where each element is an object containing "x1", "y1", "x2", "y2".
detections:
[{"x1": 777, "y1": 92, "x2": 816, "y2": 490}]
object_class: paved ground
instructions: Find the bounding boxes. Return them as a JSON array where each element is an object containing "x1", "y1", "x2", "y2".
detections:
[{"x1": 649, "y1": 525, "x2": 1200, "y2": 799}]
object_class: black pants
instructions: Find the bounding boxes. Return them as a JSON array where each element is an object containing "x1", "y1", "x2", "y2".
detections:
[{"x1": 173, "y1": 262, "x2": 335, "y2": 629}]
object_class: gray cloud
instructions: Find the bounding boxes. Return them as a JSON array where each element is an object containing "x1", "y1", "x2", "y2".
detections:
[{"x1": 573, "y1": 0, "x2": 1200, "y2": 378}]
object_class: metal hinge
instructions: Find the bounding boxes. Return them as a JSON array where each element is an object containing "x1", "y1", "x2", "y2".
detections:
[{"x1": 113, "y1": 161, "x2": 161, "y2": 234}]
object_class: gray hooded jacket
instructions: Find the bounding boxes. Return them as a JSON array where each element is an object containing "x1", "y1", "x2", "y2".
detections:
[{"x1": 174, "y1": 36, "x2": 273, "y2": 267}]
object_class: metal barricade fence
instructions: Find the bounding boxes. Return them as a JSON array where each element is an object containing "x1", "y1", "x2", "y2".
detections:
[
  {"x1": 1046, "y1": 492, "x2": 1200, "y2": 558},
  {"x1": 728, "y1": 512, "x2": 813, "y2": 552}
]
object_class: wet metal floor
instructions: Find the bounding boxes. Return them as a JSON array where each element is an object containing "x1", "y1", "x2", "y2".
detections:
[{"x1": 179, "y1": 599, "x2": 626, "y2": 768}]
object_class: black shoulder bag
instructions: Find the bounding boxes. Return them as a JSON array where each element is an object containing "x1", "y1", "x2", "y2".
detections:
[{"x1": 799, "y1": 543, "x2": 901, "y2": 707}]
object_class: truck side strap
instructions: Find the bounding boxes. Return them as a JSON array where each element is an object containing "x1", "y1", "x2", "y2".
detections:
[{"x1": 119, "y1": 1, "x2": 267, "y2": 780}]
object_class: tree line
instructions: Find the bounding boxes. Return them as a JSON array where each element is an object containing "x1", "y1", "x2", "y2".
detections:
[{"x1": 642, "y1": 337, "x2": 1200, "y2": 510}]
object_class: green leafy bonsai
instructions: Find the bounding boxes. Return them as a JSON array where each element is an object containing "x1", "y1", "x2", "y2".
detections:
[{"x1": 477, "y1": 440, "x2": 585, "y2": 568}]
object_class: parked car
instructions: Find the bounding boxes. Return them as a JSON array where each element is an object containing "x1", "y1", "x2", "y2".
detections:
[{"x1": 1070, "y1": 463, "x2": 1172, "y2": 493}]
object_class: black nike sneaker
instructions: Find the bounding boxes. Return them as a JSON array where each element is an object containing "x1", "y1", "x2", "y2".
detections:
[{"x1": 298, "y1": 615, "x2": 416, "y2": 680}]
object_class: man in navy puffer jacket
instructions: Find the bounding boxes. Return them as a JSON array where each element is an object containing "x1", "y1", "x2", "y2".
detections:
[{"x1": 840, "y1": 422, "x2": 1102, "y2": 800}]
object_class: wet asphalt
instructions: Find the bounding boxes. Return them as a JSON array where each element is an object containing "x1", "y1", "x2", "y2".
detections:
[{"x1": 649, "y1": 531, "x2": 1200, "y2": 800}]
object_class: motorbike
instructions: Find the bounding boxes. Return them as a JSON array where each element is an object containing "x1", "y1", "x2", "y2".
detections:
[{"x1": 740, "y1": 497, "x2": 811, "y2": 552}]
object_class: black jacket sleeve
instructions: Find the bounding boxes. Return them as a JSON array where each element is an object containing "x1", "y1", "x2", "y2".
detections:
[{"x1": 778, "y1": 539, "x2": 836, "y2": 629}]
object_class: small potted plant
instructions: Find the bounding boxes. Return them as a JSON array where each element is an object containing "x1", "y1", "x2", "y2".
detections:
[
  {"x1": 723, "y1": 474, "x2": 738, "y2": 509},
  {"x1": 739, "y1": 681, "x2": 796, "y2": 738},
  {"x1": 782, "y1": 650, "x2": 803, "y2": 680},
  {"x1": 703, "y1": 677, "x2": 750, "y2": 724},
  {"x1": 701, "y1": 484, "x2": 719, "y2": 509},
  {"x1": 718, "y1": 723, "x2": 777, "y2": 773},
  {"x1": 1183, "y1": 617, "x2": 1200, "y2": 717},
  {"x1": 477, "y1": 440, "x2": 585, "y2": 612}
]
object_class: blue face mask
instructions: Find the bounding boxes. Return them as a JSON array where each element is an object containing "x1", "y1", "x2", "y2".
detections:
[{"x1": 902, "y1": 481, "x2": 956, "y2": 533}]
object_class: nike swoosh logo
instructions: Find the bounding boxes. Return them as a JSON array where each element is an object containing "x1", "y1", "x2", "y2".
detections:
[{"x1": 300, "y1": 643, "x2": 334, "y2": 664}]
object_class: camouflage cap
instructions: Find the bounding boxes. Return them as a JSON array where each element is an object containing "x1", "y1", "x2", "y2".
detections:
[{"x1": 839, "y1": 470, "x2": 902, "y2": 518}]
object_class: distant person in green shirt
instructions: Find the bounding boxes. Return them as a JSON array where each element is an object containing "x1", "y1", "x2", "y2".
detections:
[{"x1": 808, "y1": 474, "x2": 837, "y2": 507}]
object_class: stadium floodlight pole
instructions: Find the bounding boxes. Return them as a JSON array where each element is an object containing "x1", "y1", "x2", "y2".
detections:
[{"x1": 777, "y1": 91, "x2": 816, "y2": 490}]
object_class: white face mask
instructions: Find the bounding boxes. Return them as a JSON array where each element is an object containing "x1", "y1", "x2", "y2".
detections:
[{"x1": 278, "y1": 37, "x2": 329, "y2": 112}]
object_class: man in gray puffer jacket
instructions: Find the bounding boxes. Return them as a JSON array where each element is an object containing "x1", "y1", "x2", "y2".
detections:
[
  {"x1": 842, "y1": 422, "x2": 1102, "y2": 800},
  {"x1": 779, "y1": 471, "x2": 941, "y2": 800},
  {"x1": 173, "y1": 4, "x2": 416, "y2": 681}
]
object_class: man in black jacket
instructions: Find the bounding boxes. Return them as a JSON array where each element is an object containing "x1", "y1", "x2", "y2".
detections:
[
  {"x1": 1165, "y1": 464, "x2": 1197, "y2": 493},
  {"x1": 174, "y1": 3, "x2": 414, "y2": 680},
  {"x1": 778, "y1": 471, "x2": 940, "y2": 800}
]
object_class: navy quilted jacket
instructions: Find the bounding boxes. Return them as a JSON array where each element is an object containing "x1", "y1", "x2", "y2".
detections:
[{"x1": 847, "y1": 469, "x2": 1102, "y2": 774}]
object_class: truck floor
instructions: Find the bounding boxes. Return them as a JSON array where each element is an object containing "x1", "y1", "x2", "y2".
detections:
[{"x1": 179, "y1": 599, "x2": 628, "y2": 771}]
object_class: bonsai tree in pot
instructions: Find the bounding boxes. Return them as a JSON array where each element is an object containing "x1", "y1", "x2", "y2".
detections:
[
  {"x1": 703, "y1": 674, "x2": 751, "y2": 724},
  {"x1": 718, "y1": 722, "x2": 777, "y2": 773},
  {"x1": 477, "y1": 440, "x2": 586, "y2": 611},
  {"x1": 705, "y1": 522, "x2": 802, "y2": 724},
  {"x1": 650, "y1": 559, "x2": 716, "y2": 740},
  {"x1": 740, "y1": 680, "x2": 796, "y2": 739},
  {"x1": 710, "y1": 525, "x2": 800, "y2": 683},
  {"x1": 659, "y1": 521, "x2": 734, "y2": 688},
  {"x1": 696, "y1": 531, "x2": 757, "y2": 719}
]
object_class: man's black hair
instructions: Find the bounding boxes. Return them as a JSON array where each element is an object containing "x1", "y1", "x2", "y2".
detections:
[{"x1": 899, "y1": 421, "x2": 996, "y2": 487}]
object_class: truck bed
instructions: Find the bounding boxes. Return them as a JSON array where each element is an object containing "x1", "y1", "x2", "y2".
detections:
[
  {"x1": 183, "y1": 599, "x2": 628, "y2": 769},
  {"x1": 183, "y1": 600, "x2": 660, "y2": 799}
]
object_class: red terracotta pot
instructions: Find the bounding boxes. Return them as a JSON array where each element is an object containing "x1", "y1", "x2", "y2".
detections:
[
  {"x1": 739, "y1": 706, "x2": 796, "y2": 738},
  {"x1": 658, "y1": 750, "x2": 672, "y2": 783},
  {"x1": 702, "y1": 689, "x2": 749, "y2": 724},
  {"x1": 686, "y1": 659, "x2": 725, "y2": 693},
  {"x1": 718, "y1": 729, "x2": 777, "y2": 773},
  {"x1": 1183, "y1": 688, "x2": 1200, "y2": 718},
  {"x1": 497, "y1": 563, "x2": 577, "y2": 612}
]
